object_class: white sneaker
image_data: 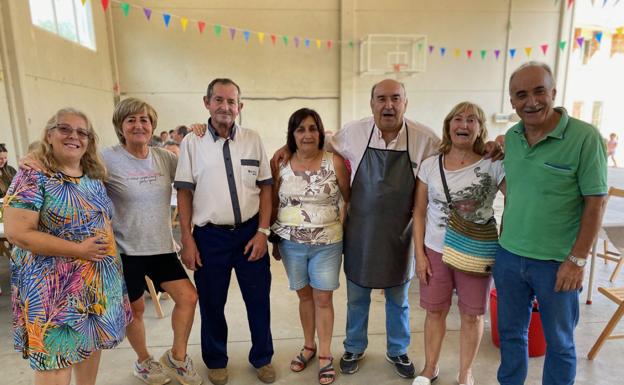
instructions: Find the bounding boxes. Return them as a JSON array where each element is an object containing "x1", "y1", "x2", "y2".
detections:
[
  {"x1": 133, "y1": 356, "x2": 171, "y2": 385},
  {"x1": 160, "y1": 349, "x2": 203, "y2": 385}
]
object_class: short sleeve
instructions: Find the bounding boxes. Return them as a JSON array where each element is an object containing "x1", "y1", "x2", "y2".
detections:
[
  {"x1": 329, "y1": 124, "x2": 351, "y2": 160},
  {"x1": 578, "y1": 129, "x2": 608, "y2": 196},
  {"x1": 492, "y1": 160, "x2": 506, "y2": 185},
  {"x1": 418, "y1": 155, "x2": 436, "y2": 185},
  {"x1": 256, "y1": 137, "x2": 273, "y2": 185},
  {"x1": 166, "y1": 149, "x2": 178, "y2": 181},
  {"x1": 4, "y1": 169, "x2": 45, "y2": 212},
  {"x1": 173, "y1": 135, "x2": 195, "y2": 190}
]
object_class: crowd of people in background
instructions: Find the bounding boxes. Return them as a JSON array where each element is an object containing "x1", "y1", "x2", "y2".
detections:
[{"x1": 0, "y1": 61, "x2": 609, "y2": 385}]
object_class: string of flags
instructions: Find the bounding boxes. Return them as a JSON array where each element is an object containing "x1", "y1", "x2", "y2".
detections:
[{"x1": 83, "y1": 0, "x2": 624, "y2": 60}]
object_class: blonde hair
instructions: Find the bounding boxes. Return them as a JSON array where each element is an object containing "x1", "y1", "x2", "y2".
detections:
[
  {"x1": 112, "y1": 97, "x2": 158, "y2": 145},
  {"x1": 440, "y1": 101, "x2": 488, "y2": 155},
  {"x1": 34, "y1": 108, "x2": 107, "y2": 180}
]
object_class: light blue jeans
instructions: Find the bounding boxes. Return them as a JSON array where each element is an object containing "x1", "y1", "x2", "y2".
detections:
[
  {"x1": 493, "y1": 247, "x2": 579, "y2": 385},
  {"x1": 343, "y1": 279, "x2": 411, "y2": 357},
  {"x1": 278, "y1": 239, "x2": 343, "y2": 291}
]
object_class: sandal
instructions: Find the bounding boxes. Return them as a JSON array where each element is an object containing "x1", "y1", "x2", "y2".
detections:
[
  {"x1": 290, "y1": 345, "x2": 316, "y2": 372},
  {"x1": 318, "y1": 356, "x2": 336, "y2": 385}
]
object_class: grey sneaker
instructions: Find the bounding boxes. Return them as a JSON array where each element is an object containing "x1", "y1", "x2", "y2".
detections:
[
  {"x1": 160, "y1": 349, "x2": 203, "y2": 385},
  {"x1": 385, "y1": 352, "x2": 415, "y2": 378},
  {"x1": 133, "y1": 356, "x2": 171, "y2": 385},
  {"x1": 339, "y1": 351, "x2": 365, "y2": 374}
]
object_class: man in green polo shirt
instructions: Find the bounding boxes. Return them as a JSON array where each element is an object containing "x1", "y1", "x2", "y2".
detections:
[{"x1": 493, "y1": 62, "x2": 607, "y2": 385}]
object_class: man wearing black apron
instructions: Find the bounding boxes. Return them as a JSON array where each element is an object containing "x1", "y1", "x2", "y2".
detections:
[{"x1": 329, "y1": 79, "x2": 441, "y2": 378}]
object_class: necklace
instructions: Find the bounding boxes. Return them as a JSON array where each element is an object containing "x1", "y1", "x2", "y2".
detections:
[{"x1": 295, "y1": 152, "x2": 320, "y2": 171}]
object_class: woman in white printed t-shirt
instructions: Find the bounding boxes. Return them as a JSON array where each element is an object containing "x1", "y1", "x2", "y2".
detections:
[{"x1": 412, "y1": 102, "x2": 506, "y2": 385}]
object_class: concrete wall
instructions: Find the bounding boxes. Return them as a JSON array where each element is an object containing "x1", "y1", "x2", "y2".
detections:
[{"x1": 1, "y1": 0, "x2": 117, "y2": 159}]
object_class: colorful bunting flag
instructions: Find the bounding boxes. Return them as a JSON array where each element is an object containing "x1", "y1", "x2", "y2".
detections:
[
  {"x1": 101, "y1": 0, "x2": 110, "y2": 12},
  {"x1": 258, "y1": 32, "x2": 265, "y2": 44},
  {"x1": 294, "y1": 37, "x2": 300, "y2": 48},
  {"x1": 567, "y1": 0, "x2": 574, "y2": 9},
  {"x1": 429, "y1": 45, "x2": 434, "y2": 54},
  {"x1": 576, "y1": 36, "x2": 584, "y2": 49},
  {"x1": 349, "y1": 40, "x2": 354, "y2": 49},
  {"x1": 81, "y1": 0, "x2": 87, "y2": 5},
  {"x1": 143, "y1": 8, "x2": 152, "y2": 21},
  {"x1": 440, "y1": 47, "x2": 446, "y2": 56},
  {"x1": 525, "y1": 47, "x2": 532, "y2": 57},
  {"x1": 616, "y1": 27, "x2": 624, "y2": 34},
  {"x1": 494, "y1": 49, "x2": 501, "y2": 59},
  {"x1": 466, "y1": 50, "x2": 473, "y2": 59},
  {"x1": 454, "y1": 48, "x2": 461, "y2": 58},
  {"x1": 180, "y1": 17, "x2": 188, "y2": 31},
  {"x1": 510, "y1": 48, "x2": 517, "y2": 58},
  {"x1": 229, "y1": 28, "x2": 236, "y2": 40},
  {"x1": 121, "y1": 2, "x2": 130, "y2": 16},
  {"x1": 596, "y1": 31, "x2": 603, "y2": 43},
  {"x1": 270, "y1": 34, "x2": 277, "y2": 45},
  {"x1": 559, "y1": 40, "x2": 567, "y2": 50},
  {"x1": 305, "y1": 39, "x2": 311, "y2": 48},
  {"x1": 316, "y1": 39, "x2": 321, "y2": 49},
  {"x1": 417, "y1": 43, "x2": 423, "y2": 51},
  {"x1": 163, "y1": 13, "x2": 171, "y2": 28},
  {"x1": 243, "y1": 31, "x2": 250, "y2": 42},
  {"x1": 282, "y1": 35, "x2": 288, "y2": 46},
  {"x1": 327, "y1": 40, "x2": 333, "y2": 49},
  {"x1": 541, "y1": 44, "x2": 549, "y2": 55},
  {"x1": 480, "y1": 50, "x2": 487, "y2": 59},
  {"x1": 198, "y1": 21, "x2": 206, "y2": 34},
  {"x1": 214, "y1": 25, "x2": 222, "y2": 37}
]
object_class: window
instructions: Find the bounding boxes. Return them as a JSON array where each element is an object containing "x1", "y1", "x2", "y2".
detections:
[
  {"x1": 29, "y1": 0, "x2": 96, "y2": 50},
  {"x1": 592, "y1": 101, "x2": 603, "y2": 129},
  {"x1": 572, "y1": 101, "x2": 584, "y2": 119}
]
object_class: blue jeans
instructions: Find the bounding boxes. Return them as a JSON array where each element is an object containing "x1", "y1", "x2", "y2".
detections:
[
  {"x1": 343, "y1": 279, "x2": 411, "y2": 357},
  {"x1": 493, "y1": 247, "x2": 579, "y2": 385},
  {"x1": 278, "y1": 240, "x2": 343, "y2": 291}
]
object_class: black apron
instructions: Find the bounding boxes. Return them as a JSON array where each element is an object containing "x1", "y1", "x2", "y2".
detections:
[{"x1": 344, "y1": 123, "x2": 416, "y2": 288}]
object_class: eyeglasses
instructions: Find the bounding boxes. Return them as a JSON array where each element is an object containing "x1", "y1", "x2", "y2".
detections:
[{"x1": 52, "y1": 125, "x2": 92, "y2": 140}]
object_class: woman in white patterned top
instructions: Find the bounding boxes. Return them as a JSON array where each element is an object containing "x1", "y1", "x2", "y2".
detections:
[{"x1": 270, "y1": 108, "x2": 350, "y2": 385}]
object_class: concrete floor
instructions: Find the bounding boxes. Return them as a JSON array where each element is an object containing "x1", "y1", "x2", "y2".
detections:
[{"x1": 1, "y1": 167, "x2": 624, "y2": 385}]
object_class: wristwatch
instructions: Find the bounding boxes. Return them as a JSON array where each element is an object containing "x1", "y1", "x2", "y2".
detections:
[
  {"x1": 257, "y1": 227, "x2": 271, "y2": 236},
  {"x1": 567, "y1": 254, "x2": 587, "y2": 267}
]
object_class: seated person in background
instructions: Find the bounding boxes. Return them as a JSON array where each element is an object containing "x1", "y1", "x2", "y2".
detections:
[{"x1": 0, "y1": 143, "x2": 17, "y2": 197}]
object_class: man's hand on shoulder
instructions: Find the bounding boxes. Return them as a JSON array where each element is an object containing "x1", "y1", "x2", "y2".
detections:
[
  {"x1": 270, "y1": 145, "x2": 291, "y2": 172},
  {"x1": 484, "y1": 140, "x2": 504, "y2": 161},
  {"x1": 190, "y1": 123, "x2": 207, "y2": 137}
]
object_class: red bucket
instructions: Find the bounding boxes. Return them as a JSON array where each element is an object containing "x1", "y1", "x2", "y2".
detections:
[{"x1": 489, "y1": 288, "x2": 546, "y2": 357}]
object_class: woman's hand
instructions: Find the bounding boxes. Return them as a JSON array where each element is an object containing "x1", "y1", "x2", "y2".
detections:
[
  {"x1": 190, "y1": 123, "x2": 207, "y2": 137},
  {"x1": 77, "y1": 235, "x2": 109, "y2": 262},
  {"x1": 271, "y1": 243, "x2": 282, "y2": 261},
  {"x1": 415, "y1": 253, "x2": 432, "y2": 285},
  {"x1": 18, "y1": 153, "x2": 45, "y2": 172}
]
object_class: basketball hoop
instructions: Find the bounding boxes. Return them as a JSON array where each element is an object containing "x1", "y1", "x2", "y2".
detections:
[{"x1": 392, "y1": 63, "x2": 408, "y2": 73}]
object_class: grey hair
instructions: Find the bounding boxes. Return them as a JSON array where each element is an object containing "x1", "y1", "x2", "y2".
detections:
[
  {"x1": 370, "y1": 80, "x2": 407, "y2": 101},
  {"x1": 509, "y1": 61, "x2": 555, "y2": 90}
]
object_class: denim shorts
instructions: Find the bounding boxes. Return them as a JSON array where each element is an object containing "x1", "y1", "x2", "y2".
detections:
[{"x1": 278, "y1": 239, "x2": 343, "y2": 291}]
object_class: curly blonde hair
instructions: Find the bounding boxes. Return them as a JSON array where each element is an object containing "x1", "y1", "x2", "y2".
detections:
[
  {"x1": 439, "y1": 101, "x2": 488, "y2": 155},
  {"x1": 34, "y1": 108, "x2": 107, "y2": 180}
]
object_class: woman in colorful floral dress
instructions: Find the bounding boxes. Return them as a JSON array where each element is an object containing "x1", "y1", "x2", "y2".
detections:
[
  {"x1": 3, "y1": 108, "x2": 132, "y2": 385},
  {"x1": 270, "y1": 108, "x2": 350, "y2": 385}
]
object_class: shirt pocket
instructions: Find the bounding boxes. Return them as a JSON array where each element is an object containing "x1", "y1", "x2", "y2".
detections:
[
  {"x1": 240, "y1": 159, "x2": 260, "y2": 188},
  {"x1": 538, "y1": 161, "x2": 576, "y2": 193}
]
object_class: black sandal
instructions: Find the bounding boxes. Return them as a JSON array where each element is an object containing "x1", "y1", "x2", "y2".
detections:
[
  {"x1": 290, "y1": 345, "x2": 316, "y2": 372},
  {"x1": 318, "y1": 356, "x2": 336, "y2": 385}
]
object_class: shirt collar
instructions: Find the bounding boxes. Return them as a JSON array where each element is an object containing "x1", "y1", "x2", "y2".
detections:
[
  {"x1": 373, "y1": 120, "x2": 406, "y2": 143},
  {"x1": 511, "y1": 107, "x2": 568, "y2": 140},
  {"x1": 207, "y1": 118, "x2": 237, "y2": 142}
]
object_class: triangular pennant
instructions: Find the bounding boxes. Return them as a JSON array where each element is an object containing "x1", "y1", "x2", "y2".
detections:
[
  {"x1": 480, "y1": 50, "x2": 487, "y2": 59},
  {"x1": 616, "y1": 27, "x2": 624, "y2": 35},
  {"x1": 180, "y1": 17, "x2": 188, "y2": 31},
  {"x1": 453, "y1": 48, "x2": 461, "y2": 58},
  {"x1": 440, "y1": 47, "x2": 446, "y2": 56},
  {"x1": 348, "y1": 40, "x2": 354, "y2": 49},
  {"x1": 568, "y1": 0, "x2": 574, "y2": 9},
  {"x1": 81, "y1": 0, "x2": 87, "y2": 5},
  {"x1": 510, "y1": 48, "x2": 517, "y2": 58},
  {"x1": 327, "y1": 40, "x2": 333, "y2": 49},
  {"x1": 294, "y1": 36, "x2": 300, "y2": 48},
  {"x1": 143, "y1": 8, "x2": 152, "y2": 20},
  {"x1": 305, "y1": 39, "x2": 311, "y2": 48},
  {"x1": 428, "y1": 45, "x2": 434, "y2": 54},
  {"x1": 559, "y1": 40, "x2": 567, "y2": 50},
  {"x1": 596, "y1": 31, "x2": 603, "y2": 43},
  {"x1": 198, "y1": 21, "x2": 206, "y2": 34},
  {"x1": 270, "y1": 34, "x2": 277, "y2": 45},
  {"x1": 243, "y1": 31, "x2": 250, "y2": 42},
  {"x1": 258, "y1": 32, "x2": 265, "y2": 43},
  {"x1": 121, "y1": 2, "x2": 130, "y2": 16},
  {"x1": 466, "y1": 50, "x2": 473, "y2": 59},
  {"x1": 541, "y1": 44, "x2": 549, "y2": 55},
  {"x1": 494, "y1": 49, "x2": 501, "y2": 59},
  {"x1": 316, "y1": 39, "x2": 321, "y2": 49},
  {"x1": 214, "y1": 25, "x2": 222, "y2": 37},
  {"x1": 282, "y1": 35, "x2": 288, "y2": 46},
  {"x1": 525, "y1": 47, "x2": 532, "y2": 57},
  {"x1": 417, "y1": 43, "x2": 423, "y2": 51},
  {"x1": 163, "y1": 14, "x2": 171, "y2": 28},
  {"x1": 229, "y1": 28, "x2": 236, "y2": 40},
  {"x1": 101, "y1": 0, "x2": 110, "y2": 11},
  {"x1": 576, "y1": 36, "x2": 584, "y2": 49}
]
